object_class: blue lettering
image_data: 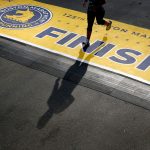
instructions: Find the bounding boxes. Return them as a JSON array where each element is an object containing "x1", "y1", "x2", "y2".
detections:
[
  {"x1": 67, "y1": 36, "x2": 86, "y2": 48},
  {"x1": 109, "y1": 49, "x2": 141, "y2": 64},
  {"x1": 57, "y1": 33, "x2": 77, "y2": 45},
  {"x1": 95, "y1": 43, "x2": 115, "y2": 57},
  {"x1": 36, "y1": 27, "x2": 67, "y2": 38},
  {"x1": 85, "y1": 40, "x2": 104, "y2": 53},
  {"x1": 137, "y1": 55, "x2": 150, "y2": 71}
]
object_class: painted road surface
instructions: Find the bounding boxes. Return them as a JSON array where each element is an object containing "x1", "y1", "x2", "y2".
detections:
[{"x1": 0, "y1": 0, "x2": 150, "y2": 84}]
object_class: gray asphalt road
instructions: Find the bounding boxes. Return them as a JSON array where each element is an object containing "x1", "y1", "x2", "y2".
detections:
[
  {"x1": 0, "y1": 0, "x2": 150, "y2": 150},
  {"x1": 0, "y1": 57, "x2": 150, "y2": 150}
]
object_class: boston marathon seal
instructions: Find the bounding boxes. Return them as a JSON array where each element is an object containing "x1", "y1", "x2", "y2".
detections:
[{"x1": 0, "y1": 5, "x2": 52, "y2": 29}]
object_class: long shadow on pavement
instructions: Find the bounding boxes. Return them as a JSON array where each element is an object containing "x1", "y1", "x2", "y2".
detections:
[{"x1": 37, "y1": 36, "x2": 108, "y2": 129}]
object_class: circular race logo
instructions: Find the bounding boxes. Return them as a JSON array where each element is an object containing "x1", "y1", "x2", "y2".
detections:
[{"x1": 0, "y1": 5, "x2": 52, "y2": 29}]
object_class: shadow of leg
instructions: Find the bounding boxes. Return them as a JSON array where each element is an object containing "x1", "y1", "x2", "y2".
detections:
[{"x1": 37, "y1": 109, "x2": 53, "y2": 129}]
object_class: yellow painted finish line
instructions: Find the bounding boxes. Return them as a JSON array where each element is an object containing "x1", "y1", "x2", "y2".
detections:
[{"x1": 0, "y1": 0, "x2": 150, "y2": 84}]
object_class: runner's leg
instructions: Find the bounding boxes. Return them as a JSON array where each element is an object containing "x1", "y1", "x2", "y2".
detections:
[
  {"x1": 96, "y1": 6, "x2": 112, "y2": 30},
  {"x1": 87, "y1": 10, "x2": 95, "y2": 42}
]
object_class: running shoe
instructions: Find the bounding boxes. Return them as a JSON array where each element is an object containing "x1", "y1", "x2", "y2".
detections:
[
  {"x1": 82, "y1": 41, "x2": 90, "y2": 52},
  {"x1": 106, "y1": 20, "x2": 112, "y2": 30}
]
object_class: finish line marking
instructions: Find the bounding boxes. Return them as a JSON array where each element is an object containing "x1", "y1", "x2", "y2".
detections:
[{"x1": 0, "y1": 0, "x2": 150, "y2": 84}]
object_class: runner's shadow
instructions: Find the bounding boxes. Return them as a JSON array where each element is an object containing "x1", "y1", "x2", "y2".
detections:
[
  {"x1": 37, "y1": 36, "x2": 108, "y2": 129},
  {"x1": 37, "y1": 46, "x2": 94, "y2": 129}
]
